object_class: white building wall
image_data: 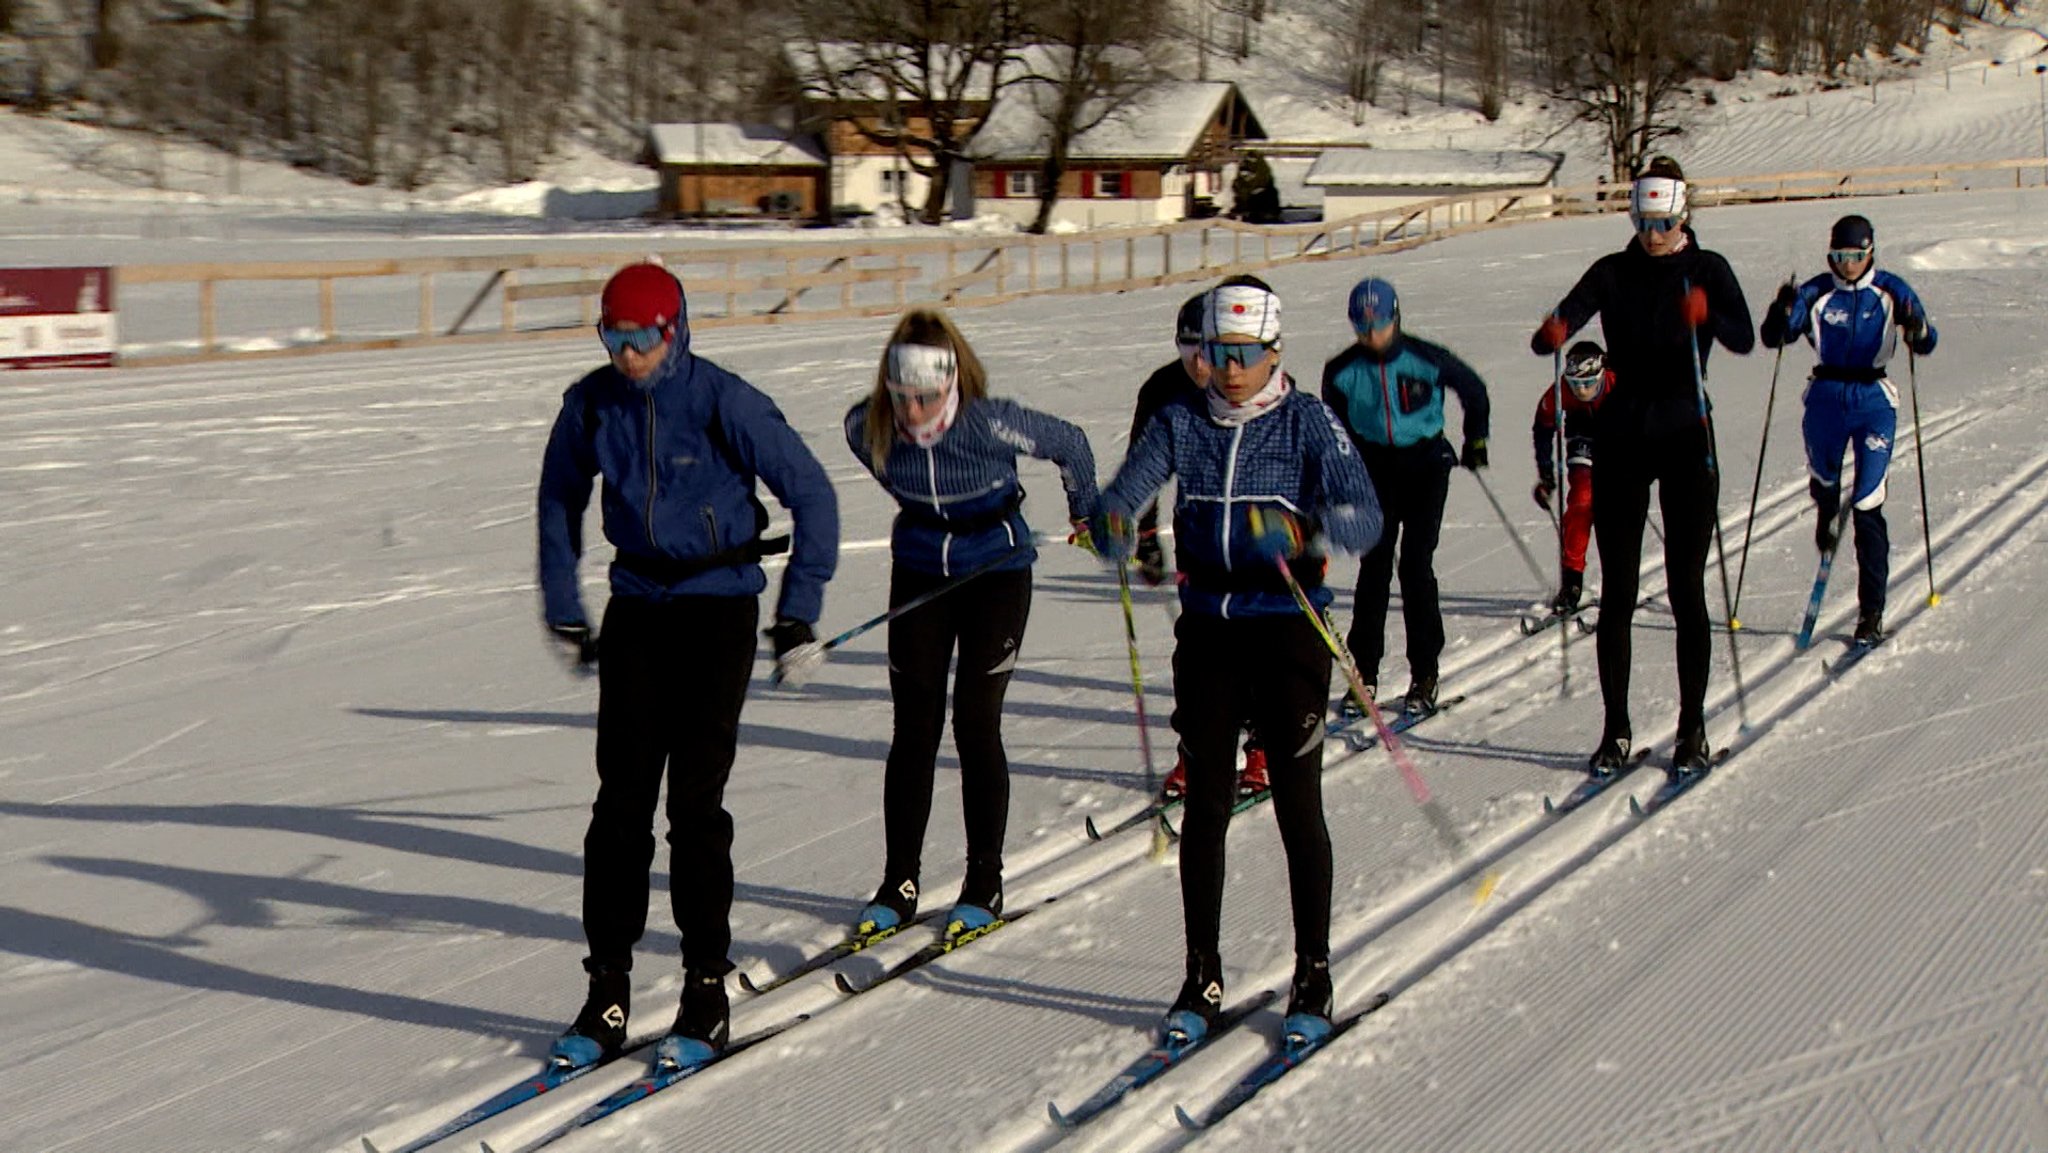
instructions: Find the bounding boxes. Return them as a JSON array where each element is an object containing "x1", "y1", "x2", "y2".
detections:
[
  {"x1": 972, "y1": 196, "x2": 1183, "y2": 230},
  {"x1": 1321, "y1": 186, "x2": 1555, "y2": 227},
  {"x1": 833, "y1": 155, "x2": 934, "y2": 215}
]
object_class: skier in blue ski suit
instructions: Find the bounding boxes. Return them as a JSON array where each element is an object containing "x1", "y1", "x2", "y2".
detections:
[
  {"x1": 536, "y1": 262, "x2": 839, "y2": 1069},
  {"x1": 843, "y1": 307, "x2": 1099, "y2": 940},
  {"x1": 1759, "y1": 213, "x2": 1937, "y2": 642},
  {"x1": 1096, "y1": 277, "x2": 1381, "y2": 1050}
]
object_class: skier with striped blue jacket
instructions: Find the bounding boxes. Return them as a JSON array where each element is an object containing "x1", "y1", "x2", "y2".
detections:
[
  {"x1": 843, "y1": 307, "x2": 1099, "y2": 942},
  {"x1": 1760, "y1": 213, "x2": 1937, "y2": 644},
  {"x1": 1096, "y1": 276, "x2": 1382, "y2": 1050}
]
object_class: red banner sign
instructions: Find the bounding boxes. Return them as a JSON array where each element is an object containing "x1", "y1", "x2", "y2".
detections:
[{"x1": 0, "y1": 267, "x2": 118, "y2": 369}]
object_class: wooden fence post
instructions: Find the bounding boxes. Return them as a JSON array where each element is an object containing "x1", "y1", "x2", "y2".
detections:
[
  {"x1": 319, "y1": 278, "x2": 335, "y2": 341},
  {"x1": 199, "y1": 279, "x2": 216, "y2": 353}
]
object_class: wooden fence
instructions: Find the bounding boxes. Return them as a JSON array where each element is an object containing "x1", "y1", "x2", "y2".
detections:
[{"x1": 112, "y1": 156, "x2": 2048, "y2": 365}]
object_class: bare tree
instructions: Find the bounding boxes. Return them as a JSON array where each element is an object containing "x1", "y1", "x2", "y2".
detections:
[
  {"x1": 1465, "y1": 0, "x2": 1510, "y2": 119},
  {"x1": 1327, "y1": 0, "x2": 1410, "y2": 121},
  {"x1": 796, "y1": 0, "x2": 1026, "y2": 224},
  {"x1": 1555, "y1": 0, "x2": 1700, "y2": 182},
  {"x1": 1015, "y1": 0, "x2": 1165, "y2": 233}
]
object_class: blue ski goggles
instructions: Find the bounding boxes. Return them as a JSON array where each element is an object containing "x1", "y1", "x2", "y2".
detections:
[
  {"x1": 598, "y1": 323, "x2": 671, "y2": 356},
  {"x1": 1827, "y1": 246, "x2": 1873, "y2": 265},
  {"x1": 1202, "y1": 340, "x2": 1277, "y2": 368},
  {"x1": 1633, "y1": 214, "x2": 1683, "y2": 234}
]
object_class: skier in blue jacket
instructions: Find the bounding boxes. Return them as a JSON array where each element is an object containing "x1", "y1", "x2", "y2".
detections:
[
  {"x1": 536, "y1": 261, "x2": 839, "y2": 1072},
  {"x1": 1321, "y1": 276, "x2": 1490, "y2": 716},
  {"x1": 844, "y1": 307, "x2": 1099, "y2": 941},
  {"x1": 1760, "y1": 213, "x2": 1937, "y2": 644},
  {"x1": 1096, "y1": 276, "x2": 1382, "y2": 1049}
]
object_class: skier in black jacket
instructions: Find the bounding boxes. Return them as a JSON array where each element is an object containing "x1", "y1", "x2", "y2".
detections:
[{"x1": 1531, "y1": 157, "x2": 1753, "y2": 776}]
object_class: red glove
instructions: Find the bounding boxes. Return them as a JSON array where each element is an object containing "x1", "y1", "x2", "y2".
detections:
[
  {"x1": 1533, "y1": 314, "x2": 1569, "y2": 354},
  {"x1": 1682, "y1": 286, "x2": 1709, "y2": 328}
]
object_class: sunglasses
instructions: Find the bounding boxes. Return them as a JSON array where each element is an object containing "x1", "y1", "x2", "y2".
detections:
[
  {"x1": 1634, "y1": 215, "x2": 1683, "y2": 234},
  {"x1": 1827, "y1": 246, "x2": 1872, "y2": 264},
  {"x1": 598, "y1": 324, "x2": 669, "y2": 356},
  {"x1": 1203, "y1": 340, "x2": 1276, "y2": 368}
]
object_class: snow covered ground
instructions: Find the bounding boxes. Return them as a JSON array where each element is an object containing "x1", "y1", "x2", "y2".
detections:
[{"x1": 2, "y1": 181, "x2": 2045, "y2": 1152}]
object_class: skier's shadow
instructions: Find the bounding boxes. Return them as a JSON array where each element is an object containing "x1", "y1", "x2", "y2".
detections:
[
  {"x1": 0, "y1": 903, "x2": 558, "y2": 1041},
  {"x1": 889, "y1": 966, "x2": 1162, "y2": 1029},
  {"x1": 1412, "y1": 737, "x2": 1596, "y2": 775}
]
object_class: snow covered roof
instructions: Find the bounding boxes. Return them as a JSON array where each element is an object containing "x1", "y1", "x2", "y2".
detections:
[
  {"x1": 1305, "y1": 148, "x2": 1564, "y2": 188},
  {"x1": 968, "y1": 81, "x2": 1262, "y2": 163},
  {"x1": 645, "y1": 124, "x2": 828, "y2": 168}
]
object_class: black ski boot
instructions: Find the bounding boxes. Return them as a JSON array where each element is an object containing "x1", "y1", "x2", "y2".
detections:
[
  {"x1": 1283, "y1": 955, "x2": 1335, "y2": 1047},
  {"x1": 947, "y1": 859, "x2": 1003, "y2": 938},
  {"x1": 1551, "y1": 570, "x2": 1584, "y2": 615},
  {"x1": 655, "y1": 968, "x2": 730, "y2": 1070},
  {"x1": 1671, "y1": 722, "x2": 1712, "y2": 779},
  {"x1": 855, "y1": 875, "x2": 919, "y2": 935},
  {"x1": 1402, "y1": 675, "x2": 1439, "y2": 716},
  {"x1": 548, "y1": 963, "x2": 629, "y2": 1070},
  {"x1": 1163, "y1": 951, "x2": 1225, "y2": 1045},
  {"x1": 1852, "y1": 609, "x2": 1885, "y2": 646},
  {"x1": 1588, "y1": 727, "x2": 1632, "y2": 775}
]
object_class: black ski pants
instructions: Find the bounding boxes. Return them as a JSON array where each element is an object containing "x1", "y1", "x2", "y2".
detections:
[
  {"x1": 583, "y1": 593, "x2": 757, "y2": 978},
  {"x1": 1172, "y1": 611, "x2": 1334, "y2": 963},
  {"x1": 1591, "y1": 421, "x2": 1718, "y2": 737},
  {"x1": 1348, "y1": 438, "x2": 1454, "y2": 686},
  {"x1": 880, "y1": 565, "x2": 1033, "y2": 888}
]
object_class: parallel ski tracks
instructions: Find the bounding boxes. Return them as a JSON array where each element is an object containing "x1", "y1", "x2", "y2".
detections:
[{"x1": 364, "y1": 406, "x2": 2024, "y2": 1151}]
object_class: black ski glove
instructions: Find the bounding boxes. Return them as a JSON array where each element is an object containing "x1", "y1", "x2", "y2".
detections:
[
  {"x1": 1773, "y1": 279, "x2": 1798, "y2": 322},
  {"x1": 764, "y1": 618, "x2": 815, "y2": 659},
  {"x1": 548, "y1": 622, "x2": 599, "y2": 671},
  {"x1": 1532, "y1": 474, "x2": 1556, "y2": 511},
  {"x1": 765, "y1": 618, "x2": 825, "y2": 688},
  {"x1": 1459, "y1": 438, "x2": 1489, "y2": 471}
]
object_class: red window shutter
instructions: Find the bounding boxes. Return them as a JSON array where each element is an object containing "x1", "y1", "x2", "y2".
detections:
[
  {"x1": 1121, "y1": 170, "x2": 1133, "y2": 199},
  {"x1": 1080, "y1": 170, "x2": 1094, "y2": 198}
]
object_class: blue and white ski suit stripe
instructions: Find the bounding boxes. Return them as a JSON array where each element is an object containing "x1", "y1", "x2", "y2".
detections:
[
  {"x1": 1101, "y1": 380, "x2": 1382, "y2": 618},
  {"x1": 845, "y1": 396, "x2": 1099, "y2": 577}
]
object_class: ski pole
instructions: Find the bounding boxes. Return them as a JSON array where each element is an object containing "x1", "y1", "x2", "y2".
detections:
[
  {"x1": 1552, "y1": 348, "x2": 1570, "y2": 696},
  {"x1": 1683, "y1": 282, "x2": 1751, "y2": 730},
  {"x1": 1264, "y1": 550, "x2": 1498, "y2": 902},
  {"x1": 1115, "y1": 560, "x2": 1172, "y2": 861},
  {"x1": 1729, "y1": 342, "x2": 1785, "y2": 631},
  {"x1": 1907, "y1": 350, "x2": 1940, "y2": 607},
  {"x1": 1470, "y1": 468, "x2": 1553, "y2": 596},
  {"x1": 774, "y1": 540, "x2": 1036, "y2": 687}
]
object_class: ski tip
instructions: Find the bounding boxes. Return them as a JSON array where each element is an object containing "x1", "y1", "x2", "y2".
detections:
[
  {"x1": 361, "y1": 1140, "x2": 382, "y2": 1153},
  {"x1": 1628, "y1": 795, "x2": 1647, "y2": 817},
  {"x1": 479, "y1": 1144, "x2": 498, "y2": 1153},
  {"x1": 833, "y1": 972, "x2": 859, "y2": 995},
  {"x1": 1046, "y1": 1101, "x2": 1072, "y2": 1129},
  {"x1": 736, "y1": 970, "x2": 761, "y2": 994},
  {"x1": 1541, "y1": 795, "x2": 1557, "y2": 814},
  {"x1": 1084, "y1": 816, "x2": 1104, "y2": 841},
  {"x1": 1174, "y1": 1104, "x2": 1206, "y2": 1132}
]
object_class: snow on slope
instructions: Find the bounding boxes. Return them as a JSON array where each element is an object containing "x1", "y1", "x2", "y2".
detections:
[{"x1": 1, "y1": 184, "x2": 2044, "y2": 1153}]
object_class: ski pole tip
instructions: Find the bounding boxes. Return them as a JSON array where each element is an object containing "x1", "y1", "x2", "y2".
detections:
[
  {"x1": 1728, "y1": 617, "x2": 1743, "y2": 631},
  {"x1": 1928, "y1": 593, "x2": 1942, "y2": 607}
]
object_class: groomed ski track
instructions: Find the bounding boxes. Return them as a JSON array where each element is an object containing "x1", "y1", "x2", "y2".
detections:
[{"x1": 2, "y1": 189, "x2": 2044, "y2": 1153}]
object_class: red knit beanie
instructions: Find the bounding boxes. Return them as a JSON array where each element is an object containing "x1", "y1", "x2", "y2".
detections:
[{"x1": 600, "y1": 263, "x2": 682, "y2": 330}]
